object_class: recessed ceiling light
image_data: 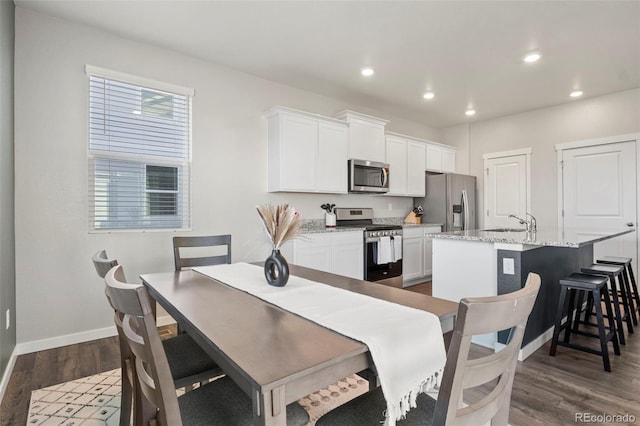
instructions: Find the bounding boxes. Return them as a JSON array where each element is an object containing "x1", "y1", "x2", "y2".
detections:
[
  {"x1": 570, "y1": 90, "x2": 584, "y2": 98},
  {"x1": 523, "y1": 52, "x2": 542, "y2": 63},
  {"x1": 361, "y1": 67, "x2": 374, "y2": 77},
  {"x1": 465, "y1": 109, "x2": 476, "y2": 117},
  {"x1": 423, "y1": 92, "x2": 435, "y2": 100}
]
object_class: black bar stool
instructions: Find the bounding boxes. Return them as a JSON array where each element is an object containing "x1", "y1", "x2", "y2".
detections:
[
  {"x1": 597, "y1": 256, "x2": 640, "y2": 325},
  {"x1": 550, "y1": 273, "x2": 620, "y2": 372},
  {"x1": 581, "y1": 263, "x2": 632, "y2": 344}
]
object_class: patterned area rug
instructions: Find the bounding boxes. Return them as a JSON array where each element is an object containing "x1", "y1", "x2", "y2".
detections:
[{"x1": 27, "y1": 369, "x2": 369, "y2": 425}]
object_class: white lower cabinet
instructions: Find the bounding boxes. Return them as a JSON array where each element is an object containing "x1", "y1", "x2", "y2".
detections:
[
  {"x1": 402, "y1": 225, "x2": 441, "y2": 285},
  {"x1": 402, "y1": 237, "x2": 424, "y2": 282},
  {"x1": 282, "y1": 231, "x2": 363, "y2": 280}
]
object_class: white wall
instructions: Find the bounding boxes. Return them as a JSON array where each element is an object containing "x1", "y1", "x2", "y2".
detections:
[
  {"x1": 13, "y1": 8, "x2": 442, "y2": 346},
  {"x1": 467, "y1": 89, "x2": 640, "y2": 229},
  {"x1": 0, "y1": 0, "x2": 16, "y2": 374}
]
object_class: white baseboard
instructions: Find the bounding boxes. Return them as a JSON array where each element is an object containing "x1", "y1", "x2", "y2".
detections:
[
  {"x1": 0, "y1": 346, "x2": 18, "y2": 406},
  {"x1": 495, "y1": 326, "x2": 555, "y2": 361},
  {"x1": 16, "y1": 325, "x2": 118, "y2": 355},
  {"x1": 156, "y1": 315, "x2": 176, "y2": 327}
]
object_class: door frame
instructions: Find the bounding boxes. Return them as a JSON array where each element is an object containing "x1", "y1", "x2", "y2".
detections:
[
  {"x1": 482, "y1": 148, "x2": 532, "y2": 228},
  {"x1": 556, "y1": 133, "x2": 640, "y2": 273}
]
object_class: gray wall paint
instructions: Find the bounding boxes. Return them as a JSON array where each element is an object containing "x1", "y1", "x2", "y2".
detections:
[
  {"x1": 0, "y1": 0, "x2": 16, "y2": 376},
  {"x1": 13, "y1": 8, "x2": 442, "y2": 344}
]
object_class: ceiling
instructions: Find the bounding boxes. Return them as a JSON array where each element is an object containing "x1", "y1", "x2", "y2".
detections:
[{"x1": 15, "y1": 0, "x2": 640, "y2": 128}]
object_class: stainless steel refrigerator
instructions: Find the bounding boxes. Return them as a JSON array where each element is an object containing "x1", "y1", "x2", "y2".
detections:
[{"x1": 414, "y1": 173, "x2": 477, "y2": 232}]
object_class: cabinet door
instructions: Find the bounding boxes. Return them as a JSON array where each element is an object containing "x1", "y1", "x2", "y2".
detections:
[
  {"x1": 294, "y1": 234, "x2": 331, "y2": 272},
  {"x1": 349, "y1": 120, "x2": 386, "y2": 163},
  {"x1": 423, "y1": 237, "x2": 434, "y2": 278},
  {"x1": 281, "y1": 114, "x2": 318, "y2": 190},
  {"x1": 407, "y1": 142, "x2": 426, "y2": 196},
  {"x1": 403, "y1": 237, "x2": 424, "y2": 282},
  {"x1": 332, "y1": 233, "x2": 364, "y2": 280},
  {"x1": 385, "y1": 136, "x2": 407, "y2": 196},
  {"x1": 425, "y1": 145, "x2": 442, "y2": 172},
  {"x1": 317, "y1": 121, "x2": 348, "y2": 193},
  {"x1": 442, "y1": 149, "x2": 456, "y2": 173}
]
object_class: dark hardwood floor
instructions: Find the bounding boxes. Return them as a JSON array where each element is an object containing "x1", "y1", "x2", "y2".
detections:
[{"x1": 2, "y1": 287, "x2": 639, "y2": 425}]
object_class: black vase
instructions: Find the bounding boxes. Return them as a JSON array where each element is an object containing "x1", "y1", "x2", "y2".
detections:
[{"x1": 264, "y1": 249, "x2": 290, "y2": 287}]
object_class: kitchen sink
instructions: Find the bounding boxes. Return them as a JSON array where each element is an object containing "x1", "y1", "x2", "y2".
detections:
[{"x1": 482, "y1": 228, "x2": 527, "y2": 232}]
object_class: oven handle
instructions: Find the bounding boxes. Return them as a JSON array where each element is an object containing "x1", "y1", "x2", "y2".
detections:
[{"x1": 365, "y1": 235, "x2": 403, "y2": 243}]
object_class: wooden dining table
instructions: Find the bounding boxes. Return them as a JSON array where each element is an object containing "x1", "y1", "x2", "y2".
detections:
[{"x1": 141, "y1": 263, "x2": 458, "y2": 426}]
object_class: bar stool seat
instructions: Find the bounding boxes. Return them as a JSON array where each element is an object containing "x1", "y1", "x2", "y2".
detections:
[
  {"x1": 597, "y1": 256, "x2": 640, "y2": 326},
  {"x1": 581, "y1": 263, "x2": 632, "y2": 344},
  {"x1": 550, "y1": 273, "x2": 620, "y2": 372}
]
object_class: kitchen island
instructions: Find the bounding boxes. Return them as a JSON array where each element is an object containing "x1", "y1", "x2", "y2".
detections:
[{"x1": 427, "y1": 227, "x2": 635, "y2": 359}]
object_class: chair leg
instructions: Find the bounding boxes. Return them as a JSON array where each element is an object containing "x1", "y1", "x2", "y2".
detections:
[
  {"x1": 563, "y1": 289, "x2": 577, "y2": 344},
  {"x1": 602, "y1": 288, "x2": 621, "y2": 356},
  {"x1": 608, "y1": 277, "x2": 626, "y2": 345},
  {"x1": 592, "y1": 288, "x2": 612, "y2": 372},
  {"x1": 572, "y1": 291, "x2": 586, "y2": 332},
  {"x1": 620, "y1": 269, "x2": 638, "y2": 327},
  {"x1": 626, "y1": 264, "x2": 640, "y2": 308},
  {"x1": 120, "y1": 364, "x2": 132, "y2": 426},
  {"x1": 550, "y1": 286, "x2": 568, "y2": 356}
]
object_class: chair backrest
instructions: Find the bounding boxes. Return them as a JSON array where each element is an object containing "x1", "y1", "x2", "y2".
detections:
[
  {"x1": 92, "y1": 249, "x2": 121, "y2": 279},
  {"x1": 173, "y1": 235, "x2": 232, "y2": 271},
  {"x1": 105, "y1": 265, "x2": 182, "y2": 426},
  {"x1": 433, "y1": 272, "x2": 541, "y2": 426}
]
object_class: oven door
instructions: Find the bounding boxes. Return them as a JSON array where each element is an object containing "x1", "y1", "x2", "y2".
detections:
[{"x1": 365, "y1": 240, "x2": 403, "y2": 287}]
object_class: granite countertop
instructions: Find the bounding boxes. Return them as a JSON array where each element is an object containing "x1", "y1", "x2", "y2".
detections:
[
  {"x1": 403, "y1": 223, "x2": 443, "y2": 228},
  {"x1": 300, "y1": 217, "x2": 443, "y2": 234},
  {"x1": 426, "y1": 227, "x2": 635, "y2": 248}
]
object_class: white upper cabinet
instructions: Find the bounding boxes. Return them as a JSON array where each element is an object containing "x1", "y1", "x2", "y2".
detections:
[
  {"x1": 267, "y1": 106, "x2": 348, "y2": 193},
  {"x1": 335, "y1": 110, "x2": 388, "y2": 163},
  {"x1": 425, "y1": 143, "x2": 456, "y2": 173},
  {"x1": 386, "y1": 133, "x2": 426, "y2": 197},
  {"x1": 407, "y1": 142, "x2": 427, "y2": 195},
  {"x1": 317, "y1": 121, "x2": 349, "y2": 192},
  {"x1": 441, "y1": 149, "x2": 456, "y2": 172}
]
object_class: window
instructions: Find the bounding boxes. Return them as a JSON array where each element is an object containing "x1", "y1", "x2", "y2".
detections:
[{"x1": 87, "y1": 66, "x2": 192, "y2": 231}]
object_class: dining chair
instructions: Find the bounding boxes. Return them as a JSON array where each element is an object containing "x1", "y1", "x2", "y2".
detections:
[
  {"x1": 92, "y1": 250, "x2": 225, "y2": 426},
  {"x1": 316, "y1": 272, "x2": 541, "y2": 426},
  {"x1": 104, "y1": 264, "x2": 310, "y2": 426},
  {"x1": 173, "y1": 235, "x2": 232, "y2": 271}
]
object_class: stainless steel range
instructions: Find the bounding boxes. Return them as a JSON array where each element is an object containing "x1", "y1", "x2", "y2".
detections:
[{"x1": 335, "y1": 208, "x2": 403, "y2": 287}]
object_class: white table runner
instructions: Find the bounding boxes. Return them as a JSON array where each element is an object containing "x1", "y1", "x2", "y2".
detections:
[{"x1": 194, "y1": 263, "x2": 446, "y2": 426}]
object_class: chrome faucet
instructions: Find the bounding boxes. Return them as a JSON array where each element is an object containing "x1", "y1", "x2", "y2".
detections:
[{"x1": 509, "y1": 213, "x2": 537, "y2": 233}]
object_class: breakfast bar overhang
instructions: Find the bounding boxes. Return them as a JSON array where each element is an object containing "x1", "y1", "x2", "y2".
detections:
[{"x1": 427, "y1": 227, "x2": 635, "y2": 360}]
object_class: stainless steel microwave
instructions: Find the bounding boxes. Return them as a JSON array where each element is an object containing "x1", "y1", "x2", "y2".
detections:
[{"x1": 348, "y1": 159, "x2": 390, "y2": 193}]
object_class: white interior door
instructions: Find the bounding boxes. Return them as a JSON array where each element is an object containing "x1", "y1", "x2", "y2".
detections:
[
  {"x1": 485, "y1": 154, "x2": 528, "y2": 229},
  {"x1": 561, "y1": 141, "x2": 637, "y2": 267}
]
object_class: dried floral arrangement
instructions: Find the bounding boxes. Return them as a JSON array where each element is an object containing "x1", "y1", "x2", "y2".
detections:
[{"x1": 256, "y1": 203, "x2": 302, "y2": 250}]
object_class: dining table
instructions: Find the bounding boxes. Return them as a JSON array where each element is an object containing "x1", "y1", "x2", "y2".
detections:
[{"x1": 140, "y1": 263, "x2": 458, "y2": 426}]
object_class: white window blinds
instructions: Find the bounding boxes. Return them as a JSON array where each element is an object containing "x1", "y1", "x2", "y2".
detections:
[{"x1": 88, "y1": 69, "x2": 192, "y2": 231}]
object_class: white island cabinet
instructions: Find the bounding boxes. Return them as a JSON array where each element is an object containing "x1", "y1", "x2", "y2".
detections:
[
  {"x1": 429, "y1": 227, "x2": 634, "y2": 359},
  {"x1": 266, "y1": 106, "x2": 348, "y2": 193},
  {"x1": 281, "y1": 231, "x2": 363, "y2": 280}
]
